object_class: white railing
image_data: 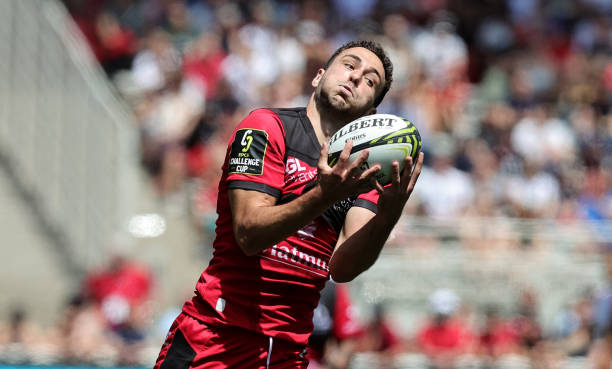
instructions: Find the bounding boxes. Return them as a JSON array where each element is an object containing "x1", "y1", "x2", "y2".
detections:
[
  {"x1": 351, "y1": 215, "x2": 609, "y2": 337},
  {"x1": 0, "y1": 0, "x2": 139, "y2": 269}
]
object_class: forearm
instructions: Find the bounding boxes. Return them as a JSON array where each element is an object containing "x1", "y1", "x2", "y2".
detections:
[
  {"x1": 329, "y1": 213, "x2": 398, "y2": 282},
  {"x1": 329, "y1": 152, "x2": 424, "y2": 282},
  {"x1": 231, "y1": 185, "x2": 332, "y2": 255}
]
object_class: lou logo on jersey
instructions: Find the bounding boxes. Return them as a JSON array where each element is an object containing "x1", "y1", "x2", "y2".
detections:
[{"x1": 229, "y1": 128, "x2": 268, "y2": 175}]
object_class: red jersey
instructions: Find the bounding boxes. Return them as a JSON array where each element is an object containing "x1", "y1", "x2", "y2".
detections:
[
  {"x1": 183, "y1": 108, "x2": 379, "y2": 345},
  {"x1": 417, "y1": 318, "x2": 475, "y2": 356}
]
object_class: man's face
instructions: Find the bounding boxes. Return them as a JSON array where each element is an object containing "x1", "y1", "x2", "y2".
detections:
[{"x1": 313, "y1": 47, "x2": 385, "y2": 119}]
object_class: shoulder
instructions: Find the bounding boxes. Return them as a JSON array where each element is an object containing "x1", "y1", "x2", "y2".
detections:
[
  {"x1": 265, "y1": 107, "x2": 305, "y2": 119},
  {"x1": 238, "y1": 107, "x2": 307, "y2": 138},
  {"x1": 231, "y1": 108, "x2": 284, "y2": 140},
  {"x1": 239, "y1": 108, "x2": 302, "y2": 130},
  {"x1": 242, "y1": 108, "x2": 282, "y2": 124}
]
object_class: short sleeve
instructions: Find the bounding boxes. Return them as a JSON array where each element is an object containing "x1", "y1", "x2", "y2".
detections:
[
  {"x1": 226, "y1": 109, "x2": 286, "y2": 198},
  {"x1": 354, "y1": 188, "x2": 379, "y2": 214}
]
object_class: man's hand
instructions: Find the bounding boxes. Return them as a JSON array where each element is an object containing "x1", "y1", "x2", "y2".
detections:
[
  {"x1": 329, "y1": 152, "x2": 423, "y2": 282},
  {"x1": 316, "y1": 140, "x2": 381, "y2": 203},
  {"x1": 373, "y1": 152, "x2": 424, "y2": 223}
]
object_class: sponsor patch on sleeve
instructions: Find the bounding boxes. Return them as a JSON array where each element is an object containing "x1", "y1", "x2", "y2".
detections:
[{"x1": 228, "y1": 128, "x2": 268, "y2": 175}]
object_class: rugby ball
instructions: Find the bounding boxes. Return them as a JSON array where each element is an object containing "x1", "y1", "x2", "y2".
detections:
[{"x1": 327, "y1": 113, "x2": 422, "y2": 186}]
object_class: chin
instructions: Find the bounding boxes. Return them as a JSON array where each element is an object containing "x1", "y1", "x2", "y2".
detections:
[
  {"x1": 332, "y1": 94, "x2": 359, "y2": 110},
  {"x1": 316, "y1": 91, "x2": 363, "y2": 119},
  {"x1": 331, "y1": 99, "x2": 351, "y2": 111}
]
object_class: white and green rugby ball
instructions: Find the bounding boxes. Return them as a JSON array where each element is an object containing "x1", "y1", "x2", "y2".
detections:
[{"x1": 327, "y1": 113, "x2": 422, "y2": 186}]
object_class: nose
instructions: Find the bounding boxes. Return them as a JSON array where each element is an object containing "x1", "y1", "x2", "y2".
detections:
[{"x1": 348, "y1": 69, "x2": 362, "y2": 86}]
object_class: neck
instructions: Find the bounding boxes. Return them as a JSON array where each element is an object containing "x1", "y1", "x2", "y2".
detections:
[{"x1": 306, "y1": 94, "x2": 351, "y2": 145}]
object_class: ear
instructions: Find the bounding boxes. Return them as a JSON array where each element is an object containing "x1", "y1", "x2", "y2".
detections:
[{"x1": 311, "y1": 68, "x2": 325, "y2": 87}]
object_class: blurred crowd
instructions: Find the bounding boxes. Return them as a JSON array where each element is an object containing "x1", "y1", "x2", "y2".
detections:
[
  {"x1": 1, "y1": 256, "x2": 612, "y2": 369},
  {"x1": 0, "y1": 255, "x2": 159, "y2": 367},
  {"x1": 3, "y1": 0, "x2": 612, "y2": 367},
  {"x1": 61, "y1": 0, "x2": 612, "y2": 232}
]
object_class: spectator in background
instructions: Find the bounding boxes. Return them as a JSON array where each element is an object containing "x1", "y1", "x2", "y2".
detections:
[
  {"x1": 131, "y1": 28, "x2": 181, "y2": 96},
  {"x1": 162, "y1": 0, "x2": 199, "y2": 53},
  {"x1": 92, "y1": 11, "x2": 136, "y2": 77},
  {"x1": 0, "y1": 307, "x2": 49, "y2": 363},
  {"x1": 308, "y1": 282, "x2": 362, "y2": 369},
  {"x1": 479, "y1": 102, "x2": 517, "y2": 160},
  {"x1": 555, "y1": 289, "x2": 595, "y2": 357},
  {"x1": 510, "y1": 104, "x2": 576, "y2": 169},
  {"x1": 412, "y1": 11, "x2": 467, "y2": 89},
  {"x1": 51, "y1": 294, "x2": 118, "y2": 365},
  {"x1": 65, "y1": 1, "x2": 136, "y2": 77},
  {"x1": 593, "y1": 250, "x2": 612, "y2": 339},
  {"x1": 5, "y1": 308, "x2": 36, "y2": 347},
  {"x1": 512, "y1": 289, "x2": 543, "y2": 353},
  {"x1": 412, "y1": 11, "x2": 470, "y2": 133},
  {"x1": 590, "y1": 249, "x2": 612, "y2": 368},
  {"x1": 574, "y1": 107, "x2": 612, "y2": 221},
  {"x1": 357, "y1": 303, "x2": 401, "y2": 355},
  {"x1": 397, "y1": 69, "x2": 433, "y2": 145},
  {"x1": 478, "y1": 305, "x2": 519, "y2": 360},
  {"x1": 221, "y1": 29, "x2": 260, "y2": 108},
  {"x1": 83, "y1": 253, "x2": 154, "y2": 345},
  {"x1": 416, "y1": 289, "x2": 476, "y2": 369},
  {"x1": 504, "y1": 157, "x2": 561, "y2": 219},
  {"x1": 589, "y1": 331, "x2": 612, "y2": 369},
  {"x1": 138, "y1": 50, "x2": 206, "y2": 199},
  {"x1": 182, "y1": 31, "x2": 227, "y2": 100},
  {"x1": 461, "y1": 137, "x2": 506, "y2": 217},
  {"x1": 414, "y1": 134, "x2": 475, "y2": 219},
  {"x1": 239, "y1": 0, "x2": 282, "y2": 87}
]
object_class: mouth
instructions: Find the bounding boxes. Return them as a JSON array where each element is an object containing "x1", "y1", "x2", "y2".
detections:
[{"x1": 340, "y1": 84, "x2": 353, "y2": 97}]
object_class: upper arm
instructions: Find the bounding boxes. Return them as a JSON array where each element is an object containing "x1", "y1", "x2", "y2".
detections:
[
  {"x1": 335, "y1": 188, "x2": 379, "y2": 248},
  {"x1": 330, "y1": 205, "x2": 376, "y2": 280},
  {"x1": 224, "y1": 109, "x2": 286, "y2": 252},
  {"x1": 335, "y1": 205, "x2": 376, "y2": 249},
  {"x1": 229, "y1": 188, "x2": 277, "y2": 231},
  {"x1": 226, "y1": 109, "x2": 286, "y2": 191}
]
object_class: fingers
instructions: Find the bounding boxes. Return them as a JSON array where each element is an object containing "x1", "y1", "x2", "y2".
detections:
[
  {"x1": 336, "y1": 140, "x2": 354, "y2": 170},
  {"x1": 359, "y1": 162, "x2": 380, "y2": 180},
  {"x1": 349, "y1": 150, "x2": 383, "y2": 193},
  {"x1": 346, "y1": 149, "x2": 369, "y2": 177},
  {"x1": 384, "y1": 152, "x2": 424, "y2": 196},
  {"x1": 318, "y1": 142, "x2": 330, "y2": 169},
  {"x1": 373, "y1": 177, "x2": 384, "y2": 194},
  {"x1": 332, "y1": 141, "x2": 379, "y2": 182},
  {"x1": 399, "y1": 156, "x2": 413, "y2": 191},
  {"x1": 406, "y1": 152, "x2": 424, "y2": 193},
  {"x1": 353, "y1": 163, "x2": 381, "y2": 193},
  {"x1": 390, "y1": 161, "x2": 401, "y2": 188}
]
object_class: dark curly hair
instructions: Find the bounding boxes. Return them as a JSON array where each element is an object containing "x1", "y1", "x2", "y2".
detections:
[{"x1": 324, "y1": 40, "x2": 393, "y2": 107}]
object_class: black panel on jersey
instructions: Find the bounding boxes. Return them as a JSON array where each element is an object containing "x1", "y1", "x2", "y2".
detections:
[
  {"x1": 321, "y1": 196, "x2": 357, "y2": 233},
  {"x1": 269, "y1": 108, "x2": 321, "y2": 167},
  {"x1": 228, "y1": 180, "x2": 282, "y2": 198},
  {"x1": 354, "y1": 198, "x2": 378, "y2": 214},
  {"x1": 277, "y1": 185, "x2": 377, "y2": 233},
  {"x1": 277, "y1": 181, "x2": 317, "y2": 205},
  {"x1": 159, "y1": 329, "x2": 195, "y2": 369}
]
